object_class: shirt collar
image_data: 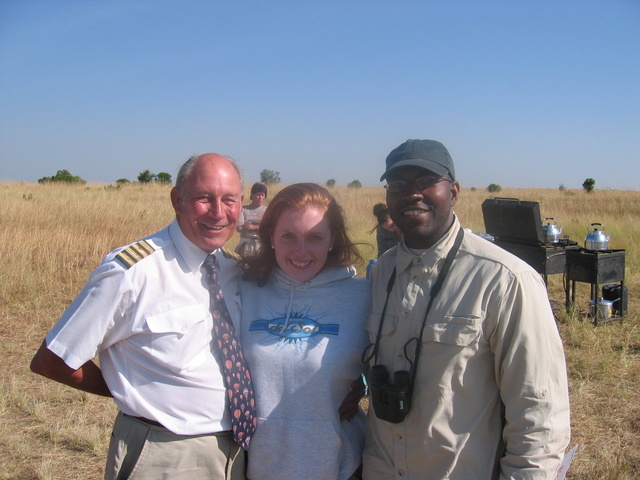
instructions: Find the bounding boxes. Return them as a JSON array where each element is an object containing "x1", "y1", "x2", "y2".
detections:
[
  {"x1": 168, "y1": 219, "x2": 216, "y2": 273},
  {"x1": 396, "y1": 215, "x2": 461, "y2": 273}
]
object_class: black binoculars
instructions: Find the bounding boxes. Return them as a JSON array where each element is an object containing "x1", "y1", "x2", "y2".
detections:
[{"x1": 368, "y1": 365, "x2": 412, "y2": 423}]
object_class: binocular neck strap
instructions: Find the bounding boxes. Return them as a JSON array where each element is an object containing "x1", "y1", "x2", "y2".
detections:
[
  {"x1": 408, "y1": 227, "x2": 464, "y2": 394},
  {"x1": 367, "y1": 265, "x2": 397, "y2": 366},
  {"x1": 367, "y1": 227, "x2": 464, "y2": 379}
]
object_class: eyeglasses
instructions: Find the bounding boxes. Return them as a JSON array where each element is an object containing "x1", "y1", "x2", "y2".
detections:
[{"x1": 384, "y1": 175, "x2": 451, "y2": 194}]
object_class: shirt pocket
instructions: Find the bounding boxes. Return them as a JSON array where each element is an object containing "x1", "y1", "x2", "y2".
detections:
[
  {"x1": 143, "y1": 305, "x2": 211, "y2": 373},
  {"x1": 364, "y1": 308, "x2": 398, "y2": 337},
  {"x1": 362, "y1": 309, "x2": 399, "y2": 363},
  {"x1": 422, "y1": 316, "x2": 483, "y2": 347}
]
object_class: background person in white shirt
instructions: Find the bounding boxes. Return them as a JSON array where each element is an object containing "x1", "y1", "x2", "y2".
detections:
[
  {"x1": 235, "y1": 182, "x2": 268, "y2": 258},
  {"x1": 30, "y1": 153, "x2": 249, "y2": 480},
  {"x1": 363, "y1": 139, "x2": 571, "y2": 479}
]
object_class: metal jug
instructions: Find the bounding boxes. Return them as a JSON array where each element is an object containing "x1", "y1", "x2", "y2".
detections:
[
  {"x1": 585, "y1": 223, "x2": 610, "y2": 250},
  {"x1": 542, "y1": 217, "x2": 562, "y2": 244},
  {"x1": 596, "y1": 297, "x2": 614, "y2": 320}
]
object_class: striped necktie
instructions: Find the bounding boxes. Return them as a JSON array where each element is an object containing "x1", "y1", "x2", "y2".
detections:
[{"x1": 203, "y1": 254, "x2": 256, "y2": 450}]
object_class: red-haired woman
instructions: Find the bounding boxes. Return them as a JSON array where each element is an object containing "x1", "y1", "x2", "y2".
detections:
[{"x1": 238, "y1": 183, "x2": 369, "y2": 480}]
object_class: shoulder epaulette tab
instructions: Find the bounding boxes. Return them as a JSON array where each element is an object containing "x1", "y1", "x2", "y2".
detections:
[
  {"x1": 116, "y1": 240, "x2": 155, "y2": 269},
  {"x1": 221, "y1": 247, "x2": 241, "y2": 261}
]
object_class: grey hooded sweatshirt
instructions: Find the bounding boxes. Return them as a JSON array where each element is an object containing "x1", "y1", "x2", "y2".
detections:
[{"x1": 239, "y1": 265, "x2": 370, "y2": 480}]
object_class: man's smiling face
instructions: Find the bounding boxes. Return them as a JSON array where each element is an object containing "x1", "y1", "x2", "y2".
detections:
[
  {"x1": 385, "y1": 166, "x2": 460, "y2": 250},
  {"x1": 171, "y1": 154, "x2": 243, "y2": 253}
]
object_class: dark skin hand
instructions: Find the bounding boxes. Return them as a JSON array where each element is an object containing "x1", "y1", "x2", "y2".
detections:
[
  {"x1": 338, "y1": 375, "x2": 367, "y2": 422},
  {"x1": 30, "y1": 340, "x2": 113, "y2": 397}
]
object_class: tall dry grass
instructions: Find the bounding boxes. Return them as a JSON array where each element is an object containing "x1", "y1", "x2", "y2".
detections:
[{"x1": 1, "y1": 182, "x2": 638, "y2": 479}]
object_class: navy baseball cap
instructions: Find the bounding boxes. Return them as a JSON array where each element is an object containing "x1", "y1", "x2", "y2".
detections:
[{"x1": 380, "y1": 139, "x2": 456, "y2": 181}]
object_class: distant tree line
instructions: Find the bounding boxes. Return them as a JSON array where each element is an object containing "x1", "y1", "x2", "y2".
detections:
[
  {"x1": 37, "y1": 169, "x2": 172, "y2": 185},
  {"x1": 136, "y1": 170, "x2": 172, "y2": 185},
  {"x1": 37, "y1": 168, "x2": 599, "y2": 192},
  {"x1": 36, "y1": 167, "x2": 367, "y2": 188},
  {"x1": 483, "y1": 178, "x2": 597, "y2": 194}
]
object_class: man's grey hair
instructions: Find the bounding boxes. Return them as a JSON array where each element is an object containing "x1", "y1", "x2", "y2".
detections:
[{"x1": 175, "y1": 154, "x2": 244, "y2": 192}]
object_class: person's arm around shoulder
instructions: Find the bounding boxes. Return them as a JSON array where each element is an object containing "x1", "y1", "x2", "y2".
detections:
[{"x1": 30, "y1": 340, "x2": 112, "y2": 397}]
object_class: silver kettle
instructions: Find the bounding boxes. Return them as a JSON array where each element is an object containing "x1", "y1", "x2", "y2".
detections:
[
  {"x1": 542, "y1": 218, "x2": 562, "y2": 244},
  {"x1": 585, "y1": 223, "x2": 610, "y2": 250}
]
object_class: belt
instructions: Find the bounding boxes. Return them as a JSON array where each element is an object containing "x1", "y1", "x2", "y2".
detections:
[
  {"x1": 123, "y1": 413, "x2": 232, "y2": 436},
  {"x1": 126, "y1": 414, "x2": 164, "y2": 427},
  {"x1": 134, "y1": 416, "x2": 163, "y2": 427}
]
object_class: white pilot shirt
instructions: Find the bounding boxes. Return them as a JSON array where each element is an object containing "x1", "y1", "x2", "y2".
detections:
[{"x1": 45, "y1": 219, "x2": 242, "y2": 436}]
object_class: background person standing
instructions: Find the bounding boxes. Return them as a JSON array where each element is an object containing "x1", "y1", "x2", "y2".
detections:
[
  {"x1": 370, "y1": 202, "x2": 401, "y2": 258},
  {"x1": 235, "y1": 182, "x2": 268, "y2": 258}
]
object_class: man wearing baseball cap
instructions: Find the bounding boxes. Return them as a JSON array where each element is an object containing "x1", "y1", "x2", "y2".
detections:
[{"x1": 362, "y1": 139, "x2": 571, "y2": 479}]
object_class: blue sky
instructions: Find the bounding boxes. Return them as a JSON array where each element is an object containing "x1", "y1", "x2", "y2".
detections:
[{"x1": 1, "y1": 0, "x2": 638, "y2": 189}]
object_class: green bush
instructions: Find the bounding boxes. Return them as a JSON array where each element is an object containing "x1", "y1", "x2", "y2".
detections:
[
  {"x1": 155, "y1": 172, "x2": 172, "y2": 185},
  {"x1": 260, "y1": 169, "x2": 281, "y2": 185},
  {"x1": 582, "y1": 178, "x2": 595, "y2": 193},
  {"x1": 138, "y1": 170, "x2": 154, "y2": 184},
  {"x1": 38, "y1": 170, "x2": 86, "y2": 185}
]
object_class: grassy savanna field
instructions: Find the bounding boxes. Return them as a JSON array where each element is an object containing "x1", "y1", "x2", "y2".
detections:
[{"x1": 1, "y1": 181, "x2": 639, "y2": 479}]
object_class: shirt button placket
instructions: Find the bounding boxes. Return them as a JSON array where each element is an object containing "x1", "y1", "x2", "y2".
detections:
[{"x1": 393, "y1": 425, "x2": 408, "y2": 480}]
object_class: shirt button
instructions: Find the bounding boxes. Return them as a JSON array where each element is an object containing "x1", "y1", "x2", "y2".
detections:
[
  {"x1": 396, "y1": 433, "x2": 403, "y2": 440},
  {"x1": 398, "y1": 469, "x2": 405, "y2": 476},
  {"x1": 397, "y1": 353, "x2": 404, "y2": 360},
  {"x1": 412, "y1": 257, "x2": 420, "y2": 264},
  {"x1": 401, "y1": 311, "x2": 409, "y2": 318}
]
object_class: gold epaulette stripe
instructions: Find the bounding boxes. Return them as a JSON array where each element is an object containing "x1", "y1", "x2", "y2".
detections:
[
  {"x1": 116, "y1": 240, "x2": 155, "y2": 269},
  {"x1": 221, "y1": 247, "x2": 241, "y2": 261}
]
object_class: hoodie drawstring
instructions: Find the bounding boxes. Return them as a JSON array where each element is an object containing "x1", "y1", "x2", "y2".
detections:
[{"x1": 280, "y1": 283, "x2": 296, "y2": 334}]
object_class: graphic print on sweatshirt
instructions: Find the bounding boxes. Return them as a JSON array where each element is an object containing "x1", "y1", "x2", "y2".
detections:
[{"x1": 249, "y1": 305, "x2": 340, "y2": 350}]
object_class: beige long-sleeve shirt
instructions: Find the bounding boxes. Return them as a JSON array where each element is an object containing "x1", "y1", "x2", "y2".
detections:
[{"x1": 363, "y1": 217, "x2": 570, "y2": 480}]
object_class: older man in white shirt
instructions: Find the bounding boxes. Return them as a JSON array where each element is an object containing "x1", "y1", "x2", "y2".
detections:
[{"x1": 31, "y1": 153, "x2": 250, "y2": 480}]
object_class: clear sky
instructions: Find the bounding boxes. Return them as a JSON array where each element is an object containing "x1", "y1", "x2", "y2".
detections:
[{"x1": 1, "y1": 0, "x2": 638, "y2": 189}]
